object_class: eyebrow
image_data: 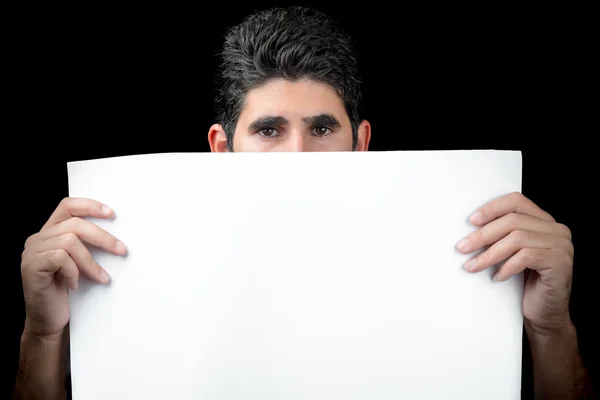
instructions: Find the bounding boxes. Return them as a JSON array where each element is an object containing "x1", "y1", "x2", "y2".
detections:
[
  {"x1": 248, "y1": 113, "x2": 342, "y2": 131},
  {"x1": 302, "y1": 114, "x2": 341, "y2": 128},
  {"x1": 248, "y1": 116, "x2": 288, "y2": 132}
]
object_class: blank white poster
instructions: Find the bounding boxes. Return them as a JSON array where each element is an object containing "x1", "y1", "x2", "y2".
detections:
[{"x1": 67, "y1": 150, "x2": 524, "y2": 399}]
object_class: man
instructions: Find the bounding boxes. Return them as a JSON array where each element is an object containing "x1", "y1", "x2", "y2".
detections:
[{"x1": 13, "y1": 6, "x2": 595, "y2": 399}]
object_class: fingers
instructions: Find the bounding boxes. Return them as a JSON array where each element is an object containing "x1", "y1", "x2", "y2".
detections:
[
  {"x1": 31, "y1": 233, "x2": 112, "y2": 285},
  {"x1": 491, "y1": 248, "x2": 573, "y2": 282},
  {"x1": 22, "y1": 197, "x2": 126, "y2": 290},
  {"x1": 456, "y1": 212, "x2": 572, "y2": 254},
  {"x1": 36, "y1": 216, "x2": 127, "y2": 256},
  {"x1": 469, "y1": 192, "x2": 555, "y2": 226},
  {"x1": 25, "y1": 249, "x2": 80, "y2": 290},
  {"x1": 463, "y1": 230, "x2": 573, "y2": 273},
  {"x1": 42, "y1": 197, "x2": 114, "y2": 230}
]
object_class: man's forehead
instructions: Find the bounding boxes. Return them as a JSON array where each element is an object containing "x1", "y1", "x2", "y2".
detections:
[{"x1": 240, "y1": 78, "x2": 347, "y2": 122}]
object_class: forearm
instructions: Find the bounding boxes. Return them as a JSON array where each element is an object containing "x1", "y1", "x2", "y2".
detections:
[
  {"x1": 13, "y1": 325, "x2": 68, "y2": 400},
  {"x1": 526, "y1": 321, "x2": 596, "y2": 399}
]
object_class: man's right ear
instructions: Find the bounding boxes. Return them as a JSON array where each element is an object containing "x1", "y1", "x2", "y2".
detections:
[{"x1": 208, "y1": 124, "x2": 229, "y2": 152}]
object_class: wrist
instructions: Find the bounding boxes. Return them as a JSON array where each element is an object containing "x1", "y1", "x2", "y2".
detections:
[
  {"x1": 526, "y1": 321, "x2": 578, "y2": 360},
  {"x1": 20, "y1": 327, "x2": 67, "y2": 359},
  {"x1": 524, "y1": 315, "x2": 574, "y2": 342},
  {"x1": 22, "y1": 318, "x2": 66, "y2": 343}
]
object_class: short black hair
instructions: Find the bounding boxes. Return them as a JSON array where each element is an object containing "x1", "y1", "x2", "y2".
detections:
[{"x1": 214, "y1": 6, "x2": 363, "y2": 151}]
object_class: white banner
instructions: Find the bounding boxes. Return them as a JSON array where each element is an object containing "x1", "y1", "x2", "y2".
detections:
[{"x1": 67, "y1": 150, "x2": 523, "y2": 399}]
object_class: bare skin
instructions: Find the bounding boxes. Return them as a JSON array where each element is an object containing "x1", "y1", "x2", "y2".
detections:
[
  {"x1": 14, "y1": 198, "x2": 126, "y2": 400},
  {"x1": 14, "y1": 79, "x2": 595, "y2": 399},
  {"x1": 456, "y1": 192, "x2": 594, "y2": 399},
  {"x1": 208, "y1": 78, "x2": 371, "y2": 152}
]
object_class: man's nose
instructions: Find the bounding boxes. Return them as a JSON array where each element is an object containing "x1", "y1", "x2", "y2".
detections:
[{"x1": 280, "y1": 131, "x2": 308, "y2": 152}]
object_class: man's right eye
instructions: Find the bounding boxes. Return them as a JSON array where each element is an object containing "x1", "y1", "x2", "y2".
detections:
[{"x1": 258, "y1": 128, "x2": 279, "y2": 137}]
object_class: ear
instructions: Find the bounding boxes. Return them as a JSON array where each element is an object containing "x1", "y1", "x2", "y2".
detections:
[
  {"x1": 355, "y1": 119, "x2": 371, "y2": 151},
  {"x1": 208, "y1": 124, "x2": 229, "y2": 152}
]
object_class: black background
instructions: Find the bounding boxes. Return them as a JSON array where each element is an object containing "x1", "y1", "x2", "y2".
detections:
[{"x1": 5, "y1": 2, "x2": 597, "y2": 398}]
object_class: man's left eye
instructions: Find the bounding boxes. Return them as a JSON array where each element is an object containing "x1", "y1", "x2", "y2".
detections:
[{"x1": 313, "y1": 126, "x2": 331, "y2": 136}]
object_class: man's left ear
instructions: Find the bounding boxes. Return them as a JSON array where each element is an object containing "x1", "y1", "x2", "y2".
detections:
[
  {"x1": 355, "y1": 120, "x2": 371, "y2": 151},
  {"x1": 208, "y1": 124, "x2": 228, "y2": 152}
]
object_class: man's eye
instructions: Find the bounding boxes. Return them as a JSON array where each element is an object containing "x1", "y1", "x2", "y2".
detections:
[
  {"x1": 259, "y1": 128, "x2": 278, "y2": 137},
  {"x1": 313, "y1": 126, "x2": 331, "y2": 136}
]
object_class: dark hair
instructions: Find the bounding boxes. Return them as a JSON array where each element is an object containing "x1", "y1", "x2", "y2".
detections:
[{"x1": 214, "y1": 6, "x2": 363, "y2": 151}]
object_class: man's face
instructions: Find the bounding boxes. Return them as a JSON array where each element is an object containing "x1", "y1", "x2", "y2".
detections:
[{"x1": 208, "y1": 78, "x2": 370, "y2": 152}]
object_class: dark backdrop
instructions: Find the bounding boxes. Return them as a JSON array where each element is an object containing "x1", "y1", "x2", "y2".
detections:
[{"x1": 6, "y1": 2, "x2": 596, "y2": 399}]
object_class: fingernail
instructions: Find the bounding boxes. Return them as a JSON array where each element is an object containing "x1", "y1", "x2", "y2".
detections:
[
  {"x1": 116, "y1": 240, "x2": 127, "y2": 254},
  {"x1": 101, "y1": 205, "x2": 113, "y2": 215},
  {"x1": 100, "y1": 268, "x2": 111, "y2": 283},
  {"x1": 456, "y1": 238, "x2": 470, "y2": 252},
  {"x1": 464, "y1": 258, "x2": 477, "y2": 271},
  {"x1": 469, "y1": 211, "x2": 483, "y2": 224},
  {"x1": 492, "y1": 274, "x2": 501, "y2": 282}
]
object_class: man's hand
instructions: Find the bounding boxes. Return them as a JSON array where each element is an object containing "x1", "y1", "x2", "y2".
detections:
[
  {"x1": 455, "y1": 192, "x2": 597, "y2": 399},
  {"x1": 14, "y1": 197, "x2": 127, "y2": 400},
  {"x1": 21, "y1": 197, "x2": 127, "y2": 337},
  {"x1": 455, "y1": 191, "x2": 573, "y2": 334}
]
